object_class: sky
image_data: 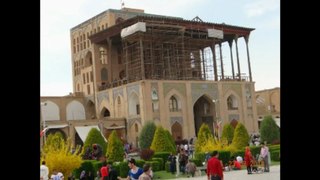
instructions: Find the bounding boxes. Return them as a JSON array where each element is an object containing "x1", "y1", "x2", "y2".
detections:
[{"x1": 41, "y1": 0, "x2": 280, "y2": 96}]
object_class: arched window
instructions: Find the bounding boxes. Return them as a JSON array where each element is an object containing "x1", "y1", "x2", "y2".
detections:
[
  {"x1": 169, "y1": 96, "x2": 178, "y2": 112},
  {"x1": 135, "y1": 123, "x2": 138, "y2": 133},
  {"x1": 227, "y1": 95, "x2": 238, "y2": 110},
  {"x1": 101, "y1": 68, "x2": 108, "y2": 81},
  {"x1": 117, "y1": 96, "x2": 121, "y2": 104}
]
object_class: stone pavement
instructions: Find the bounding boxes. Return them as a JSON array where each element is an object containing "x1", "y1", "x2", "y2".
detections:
[{"x1": 168, "y1": 165, "x2": 280, "y2": 180}]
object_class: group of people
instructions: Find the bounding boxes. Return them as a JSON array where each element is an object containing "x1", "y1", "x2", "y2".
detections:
[
  {"x1": 206, "y1": 143, "x2": 270, "y2": 180},
  {"x1": 40, "y1": 160, "x2": 64, "y2": 180},
  {"x1": 127, "y1": 158, "x2": 153, "y2": 180}
]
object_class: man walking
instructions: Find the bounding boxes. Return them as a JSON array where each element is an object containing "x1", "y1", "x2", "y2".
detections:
[
  {"x1": 260, "y1": 143, "x2": 270, "y2": 172},
  {"x1": 206, "y1": 151, "x2": 223, "y2": 180}
]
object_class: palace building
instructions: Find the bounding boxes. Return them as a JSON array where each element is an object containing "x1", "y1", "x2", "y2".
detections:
[{"x1": 41, "y1": 7, "x2": 258, "y2": 148}]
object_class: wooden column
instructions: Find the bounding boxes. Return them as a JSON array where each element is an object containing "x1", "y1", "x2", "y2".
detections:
[
  {"x1": 139, "y1": 37, "x2": 145, "y2": 79},
  {"x1": 244, "y1": 35, "x2": 253, "y2": 82},
  {"x1": 235, "y1": 36, "x2": 241, "y2": 80},
  {"x1": 201, "y1": 48, "x2": 206, "y2": 80},
  {"x1": 107, "y1": 38, "x2": 113, "y2": 82},
  {"x1": 228, "y1": 40, "x2": 235, "y2": 79},
  {"x1": 219, "y1": 43, "x2": 224, "y2": 80},
  {"x1": 211, "y1": 43, "x2": 218, "y2": 81}
]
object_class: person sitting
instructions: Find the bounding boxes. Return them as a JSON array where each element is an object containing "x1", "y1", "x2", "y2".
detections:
[{"x1": 233, "y1": 159, "x2": 241, "y2": 170}]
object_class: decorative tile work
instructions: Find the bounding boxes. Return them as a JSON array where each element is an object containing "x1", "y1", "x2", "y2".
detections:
[
  {"x1": 97, "y1": 91, "x2": 109, "y2": 104},
  {"x1": 228, "y1": 114, "x2": 240, "y2": 121},
  {"x1": 113, "y1": 88, "x2": 124, "y2": 100},
  {"x1": 127, "y1": 84, "x2": 140, "y2": 96},
  {"x1": 222, "y1": 84, "x2": 242, "y2": 97},
  {"x1": 170, "y1": 116, "x2": 183, "y2": 126},
  {"x1": 191, "y1": 83, "x2": 218, "y2": 105},
  {"x1": 163, "y1": 83, "x2": 186, "y2": 97},
  {"x1": 128, "y1": 117, "x2": 142, "y2": 128}
]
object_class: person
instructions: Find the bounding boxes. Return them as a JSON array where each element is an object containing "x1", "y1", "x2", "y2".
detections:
[
  {"x1": 79, "y1": 170, "x2": 86, "y2": 180},
  {"x1": 40, "y1": 160, "x2": 49, "y2": 180},
  {"x1": 236, "y1": 155, "x2": 243, "y2": 164},
  {"x1": 138, "y1": 163, "x2": 152, "y2": 180},
  {"x1": 185, "y1": 159, "x2": 197, "y2": 177},
  {"x1": 87, "y1": 171, "x2": 94, "y2": 180},
  {"x1": 100, "y1": 161, "x2": 109, "y2": 180},
  {"x1": 108, "y1": 164, "x2": 119, "y2": 180},
  {"x1": 168, "y1": 153, "x2": 176, "y2": 174},
  {"x1": 92, "y1": 144, "x2": 103, "y2": 160},
  {"x1": 179, "y1": 149, "x2": 188, "y2": 174},
  {"x1": 57, "y1": 172, "x2": 64, "y2": 180},
  {"x1": 206, "y1": 151, "x2": 224, "y2": 180},
  {"x1": 233, "y1": 158, "x2": 241, "y2": 170},
  {"x1": 127, "y1": 158, "x2": 143, "y2": 180},
  {"x1": 260, "y1": 143, "x2": 270, "y2": 172},
  {"x1": 244, "y1": 146, "x2": 253, "y2": 174}
]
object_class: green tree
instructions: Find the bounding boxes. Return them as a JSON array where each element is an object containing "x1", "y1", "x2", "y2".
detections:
[
  {"x1": 41, "y1": 133, "x2": 82, "y2": 178},
  {"x1": 231, "y1": 122, "x2": 250, "y2": 150},
  {"x1": 82, "y1": 128, "x2": 107, "y2": 158},
  {"x1": 106, "y1": 130, "x2": 124, "y2": 162},
  {"x1": 150, "y1": 126, "x2": 176, "y2": 153},
  {"x1": 221, "y1": 124, "x2": 234, "y2": 145},
  {"x1": 164, "y1": 129, "x2": 176, "y2": 153},
  {"x1": 195, "y1": 123, "x2": 214, "y2": 153},
  {"x1": 139, "y1": 121, "x2": 156, "y2": 149},
  {"x1": 260, "y1": 115, "x2": 280, "y2": 144}
]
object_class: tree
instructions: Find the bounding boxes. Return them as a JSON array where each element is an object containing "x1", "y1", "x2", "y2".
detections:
[
  {"x1": 221, "y1": 124, "x2": 234, "y2": 145},
  {"x1": 41, "y1": 132, "x2": 82, "y2": 177},
  {"x1": 260, "y1": 115, "x2": 280, "y2": 144},
  {"x1": 82, "y1": 128, "x2": 107, "y2": 159},
  {"x1": 195, "y1": 123, "x2": 214, "y2": 153},
  {"x1": 138, "y1": 121, "x2": 156, "y2": 149},
  {"x1": 106, "y1": 130, "x2": 124, "y2": 162},
  {"x1": 231, "y1": 122, "x2": 250, "y2": 150},
  {"x1": 150, "y1": 126, "x2": 176, "y2": 153},
  {"x1": 164, "y1": 129, "x2": 176, "y2": 153}
]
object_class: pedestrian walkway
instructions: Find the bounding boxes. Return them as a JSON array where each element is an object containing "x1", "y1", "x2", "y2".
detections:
[{"x1": 168, "y1": 165, "x2": 280, "y2": 180}]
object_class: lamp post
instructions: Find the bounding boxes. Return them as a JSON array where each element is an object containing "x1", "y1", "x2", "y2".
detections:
[{"x1": 41, "y1": 102, "x2": 47, "y2": 145}]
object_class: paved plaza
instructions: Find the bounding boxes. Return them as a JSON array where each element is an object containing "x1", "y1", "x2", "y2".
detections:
[{"x1": 169, "y1": 165, "x2": 280, "y2": 180}]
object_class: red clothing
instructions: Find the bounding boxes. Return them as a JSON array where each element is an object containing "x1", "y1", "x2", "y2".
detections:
[
  {"x1": 245, "y1": 151, "x2": 252, "y2": 166},
  {"x1": 207, "y1": 157, "x2": 223, "y2": 179},
  {"x1": 100, "y1": 166, "x2": 108, "y2": 178},
  {"x1": 234, "y1": 160, "x2": 241, "y2": 169}
]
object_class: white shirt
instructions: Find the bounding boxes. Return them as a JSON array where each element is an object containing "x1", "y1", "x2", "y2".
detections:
[
  {"x1": 236, "y1": 156, "x2": 243, "y2": 163},
  {"x1": 40, "y1": 165, "x2": 49, "y2": 180}
]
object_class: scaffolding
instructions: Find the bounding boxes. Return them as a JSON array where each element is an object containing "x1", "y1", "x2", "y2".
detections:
[{"x1": 122, "y1": 19, "x2": 217, "y2": 83}]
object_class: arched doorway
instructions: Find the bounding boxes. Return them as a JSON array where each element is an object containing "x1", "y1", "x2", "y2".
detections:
[
  {"x1": 100, "y1": 107, "x2": 110, "y2": 117},
  {"x1": 193, "y1": 95, "x2": 216, "y2": 136},
  {"x1": 171, "y1": 122, "x2": 182, "y2": 141}
]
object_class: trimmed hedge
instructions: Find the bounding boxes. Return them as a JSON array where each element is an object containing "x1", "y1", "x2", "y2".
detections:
[
  {"x1": 271, "y1": 150, "x2": 280, "y2": 161},
  {"x1": 231, "y1": 150, "x2": 245, "y2": 159},
  {"x1": 92, "y1": 161, "x2": 103, "y2": 175},
  {"x1": 118, "y1": 161, "x2": 130, "y2": 178},
  {"x1": 135, "y1": 159, "x2": 146, "y2": 169},
  {"x1": 190, "y1": 159, "x2": 202, "y2": 167},
  {"x1": 250, "y1": 146, "x2": 261, "y2": 158},
  {"x1": 218, "y1": 150, "x2": 231, "y2": 165},
  {"x1": 112, "y1": 162, "x2": 121, "y2": 177},
  {"x1": 145, "y1": 161, "x2": 161, "y2": 172},
  {"x1": 165, "y1": 162, "x2": 171, "y2": 172},
  {"x1": 152, "y1": 158, "x2": 164, "y2": 170},
  {"x1": 194, "y1": 152, "x2": 206, "y2": 163},
  {"x1": 153, "y1": 152, "x2": 171, "y2": 169},
  {"x1": 74, "y1": 160, "x2": 95, "y2": 178}
]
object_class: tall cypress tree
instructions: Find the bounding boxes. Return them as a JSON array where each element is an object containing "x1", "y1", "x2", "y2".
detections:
[
  {"x1": 150, "y1": 126, "x2": 176, "y2": 153},
  {"x1": 231, "y1": 122, "x2": 250, "y2": 150},
  {"x1": 106, "y1": 130, "x2": 124, "y2": 162},
  {"x1": 260, "y1": 115, "x2": 280, "y2": 144},
  {"x1": 138, "y1": 121, "x2": 156, "y2": 149}
]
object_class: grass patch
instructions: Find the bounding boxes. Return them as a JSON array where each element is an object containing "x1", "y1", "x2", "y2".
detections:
[{"x1": 153, "y1": 171, "x2": 196, "y2": 179}]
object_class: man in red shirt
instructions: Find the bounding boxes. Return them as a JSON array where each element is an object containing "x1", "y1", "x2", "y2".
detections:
[{"x1": 206, "y1": 151, "x2": 224, "y2": 180}]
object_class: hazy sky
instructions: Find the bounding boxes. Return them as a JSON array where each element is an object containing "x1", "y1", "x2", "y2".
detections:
[{"x1": 41, "y1": 0, "x2": 280, "y2": 96}]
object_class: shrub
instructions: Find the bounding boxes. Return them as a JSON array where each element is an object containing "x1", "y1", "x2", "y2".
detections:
[
  {"x1": 106, "y1": 130, "x2": 124, "y2": 162},
  {"x1": 195, "y1": 124, "x2": 214, "y2": 153},
  {"x1": 153, "y1": 152, "x2": 171, "y2": 168},
  {"x1": 82, "y1": 128, "x2": 107, "y2": 159},
  {"x1": 111, "y1": 162, "x2": 120, "y2": 177},
  {"x1": 145, "y1": 161, "x2": 161, "y2": 171},
  {"x1": 140, "y1": 149, "x2": 154, "y2": 161},
  {"x1": 73, "y1": 160, "x2": 95, "y2": 178},
  {"x1": 221, "y1": 124, "x2": 234, "y2": 144},
  {"x1": 250, "y1": 146, "x2": 261, "y2": 159},
  {"x1": 231, "y1": 122, "x2": 250, "y2": 150},
  {"x1": 139, "y1": 121, "x2": 156, "y2": 149},
  {"x1": 151, "y1": 158, "x2": 164, "y2": 170},
  {"x1": 194, "y1": 152, "x2": 206, "y2": 163},
  {"x1": 271, "y1": 150, "x2": 280, "y2": 161},
  {"x1": 118, "y1": 161, "x2": 130, "y2": 178},
  {"x1": 164, "y1": 129, "x2": 176, "y2": 153},
  {"x1": 135, "y1": 159, "x2": 146, "y2": 169},
  {"x1": 218, "y1": 150, "x2": 231, "y2": 165},
  {"x1": 231, "y1": 150, "x2": 245, "y2": 160},
  {"x1": 41, "y1": 134, "x2": 82, "y2": 178},
  {"x1": 260, "y1": 115, "x2": 280, "y2": 144},
  {"x1": 150, "y1": 126, "x2": 176, "y2": 154},
  {"x1": 190, "y1": 159, "x2": 202, "y2": 166},
  {"x1": 165, "y1": 161, "x2": 171, "y2": 172},
  {"x1": 92, "y1": 161, "x2": 103, "y2": 176}
]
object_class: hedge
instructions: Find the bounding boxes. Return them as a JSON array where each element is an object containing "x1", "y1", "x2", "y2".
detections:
[
  {"x1": 190, "y1": 159, "x2": 203, "y2": 167},
  {"x1": 231, "y1": 150, "x2": 245, "y2": 159},
  {"x1": 145, "y1": 161, "x2": 161, "y2": 172},
  {"x1": 153, "y1": 152, "x2": 171, "y2": 169},
  {"x1": 194, "y1": 152, "x2": 206, "y2": 163},
  {"x1": 151, "y1": 158, "x2": 164, "y2": 170},
  {"x1": 74, "y1": 160, "x2": 95, "y2": 178},
  {"x1": 118, "y1": 161, "x2": 130, "y2": 178},
  {"x1": 165, "y1": 162, "x2": 171, "y2": 172},
  {"x1": 271, "y1": 150, "x2": 280, "y2": 161},
  {"x1": 218, "y1": 150, "x2": 231, "y2": 165}
]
